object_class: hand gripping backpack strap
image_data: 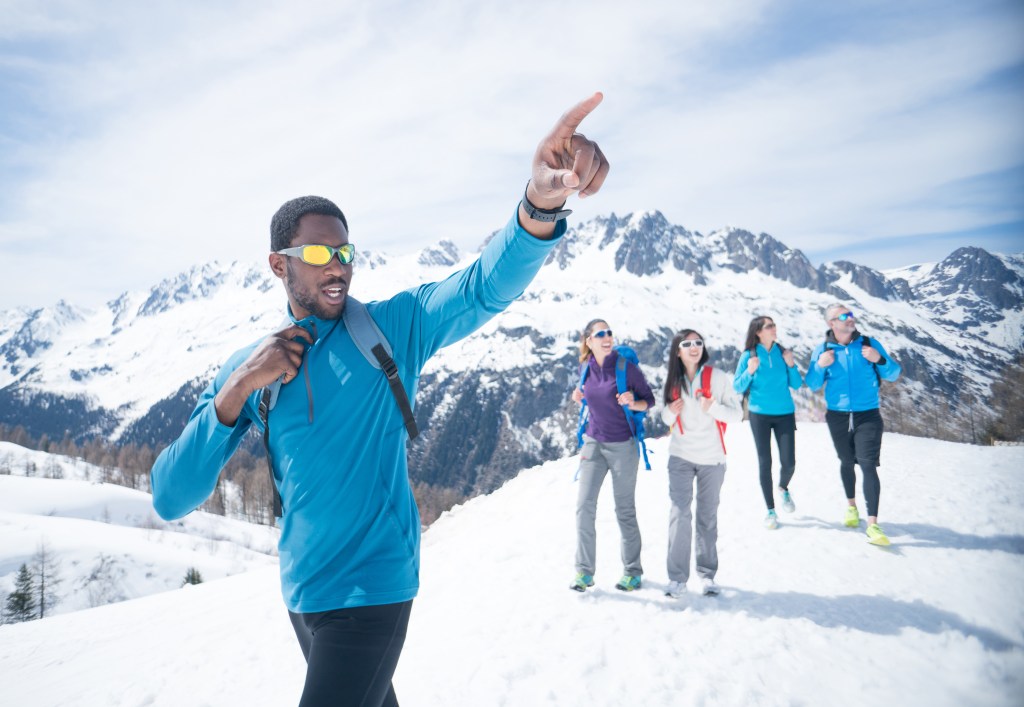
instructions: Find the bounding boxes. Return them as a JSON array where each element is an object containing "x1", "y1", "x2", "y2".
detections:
[{"x1": 343, "y1": 297, "x2": 419, "y2": 440}]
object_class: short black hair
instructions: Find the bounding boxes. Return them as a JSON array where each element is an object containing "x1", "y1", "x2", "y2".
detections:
[{"x1": 270, "y1": 196, "x2": 349, "y2": 252}]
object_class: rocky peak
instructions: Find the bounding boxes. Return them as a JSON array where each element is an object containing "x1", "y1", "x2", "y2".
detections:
[
  {"x1": 417, "y1": 240, "x2": 461, "y2": 267},
  {"x1": 137, "y1": 263, "x2": 228, "y2": 318},
  {"x1": 918, "y1": 247, "x2": 1022, "y2": 309},
  {"x1": 823, "y1": 261, "x2": 907, "y2": 301},
  {"x1": 713, "y1": 227, "x2": 821, "y2": 290}
]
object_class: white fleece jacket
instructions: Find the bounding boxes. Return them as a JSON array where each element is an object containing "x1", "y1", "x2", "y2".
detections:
[{"x1": 659, "y1": 365, "x2": 744, "y2": 465}]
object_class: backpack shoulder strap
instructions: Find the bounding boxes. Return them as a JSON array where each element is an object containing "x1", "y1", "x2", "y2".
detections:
[
  {"x1": 344, "y1": 296, "x2": 393, "y2": 364},
  {"x1": 700, "y1": 366, "x2": 727, "y2": 454},
  {"x1": 701, "y1": 365, "x2": 713, "y2": 397},
  {"x1": 860, "y1": 335, "x2": 882, "y2": 384},
  {"x1": 615, "y1": 354, "x2": 629, "y2": 395},
  {"x1": 343, "y1": 297, "x2": 419, "y2": 440},
  {"x1": 614, "y1": 355, "x2": 638, "y2": 438},
  {"x1": 258, "y1": 387, "x2": 283, "y2": 519}
]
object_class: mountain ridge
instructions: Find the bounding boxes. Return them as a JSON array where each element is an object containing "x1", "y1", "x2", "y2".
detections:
[{"x1": 1, "y1": 210, "x2": 1021, "y2": 495}]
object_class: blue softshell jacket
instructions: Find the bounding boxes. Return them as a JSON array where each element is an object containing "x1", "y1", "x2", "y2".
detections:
[
  {"x1": 732, "y1": 344, "x2": 804, "y2": 415},
  {"x1": 804, "y1": 332, "x2": 901, "y2": 412},
  {"x1": 151, "y1": 210, "x2": 565, "y2": 613}
]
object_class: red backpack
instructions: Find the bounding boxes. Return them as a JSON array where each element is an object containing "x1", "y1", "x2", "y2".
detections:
[{"x1": 671, "y1": 366, "x2": 728, "y2": 455}]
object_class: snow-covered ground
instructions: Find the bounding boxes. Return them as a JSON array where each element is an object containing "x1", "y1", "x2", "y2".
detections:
[
  {"x1": 0, "y1": 441, "x2": 278, "y2": 616},
  {"x1": 1, "y1": 426, "x2": 1022, "y2": 706}
]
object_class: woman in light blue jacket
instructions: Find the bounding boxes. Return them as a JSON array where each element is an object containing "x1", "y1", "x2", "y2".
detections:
[{"x1": 733, "y1": 316, "x2": 804, "y2": 529}]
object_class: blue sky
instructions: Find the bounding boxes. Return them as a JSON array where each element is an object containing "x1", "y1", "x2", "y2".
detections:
[{"x1": 1, "y1": 0, "x2": 1022, "y2": 309}]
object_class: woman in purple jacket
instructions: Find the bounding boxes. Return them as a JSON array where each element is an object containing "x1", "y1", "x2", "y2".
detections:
[{"x1": 569, "y1": 318, "x2": 656, "y2": 592}]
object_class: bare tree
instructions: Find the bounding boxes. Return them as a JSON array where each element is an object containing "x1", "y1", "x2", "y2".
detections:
[
  {"x1": 32, "y1": 540, "x2": 63, "y2": 619},
  {"x1": 78, "y1": 553, "x2": 127, "y2": 608},
  {"x1": 985, "y1": 355, "x2": 1024, "y2": 443}
]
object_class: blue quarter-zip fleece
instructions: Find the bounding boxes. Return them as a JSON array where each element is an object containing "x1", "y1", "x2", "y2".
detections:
[
  {"x1": 732, "y1": 344, "x2": 804, "y2": 415},
  {"x1": 151, "y1": 210, "x2": 566, "y2": 613},
  {"x1": 804, "y1": 333, "x2": 901, "y2": 412}
]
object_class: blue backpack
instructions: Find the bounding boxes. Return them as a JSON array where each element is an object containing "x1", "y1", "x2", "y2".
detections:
[{"x1": 576, "y1": 345, "x2": 652, "y2": 471}]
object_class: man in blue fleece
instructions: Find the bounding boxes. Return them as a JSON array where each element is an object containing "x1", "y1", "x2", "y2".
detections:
[
  {"x1": 151, "y1": 93, "x2": 609, "y2": 706},
  {"x1": 805, "y1": 303, "x2": 902, "y2": 547}
]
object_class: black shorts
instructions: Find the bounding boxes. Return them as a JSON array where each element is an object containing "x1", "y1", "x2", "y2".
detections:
[{"x1": 825, "y1": 408, "x2": 883, "y2": 467}]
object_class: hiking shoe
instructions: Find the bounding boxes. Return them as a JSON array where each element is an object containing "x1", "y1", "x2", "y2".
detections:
[
  {"x1": 780, "y1": 489, "x2": 796, "y2": 513},
  {"x1": 844, "y1": 505, "x2": 860, "y2": 528},
  {"x1": 569, "y1": 573, "x2": 594, "y2": 592},
  {"x1": 866, "y1": 524, "x2": 890, "y2": 546},
  {"x1": 700, "y1": 578, "x2": 720, "y2": 596},
  {"x1": 665, "y1": 580, "x2": 687, "y2": 598},
  {"x1": 615, "y1": 575, "x2": 642, "y2": 592},
  {"x1": 764, "y1": 509, "x2": 779, "y2": 530}
]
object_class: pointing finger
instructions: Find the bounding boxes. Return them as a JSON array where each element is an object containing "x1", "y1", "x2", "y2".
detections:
[{"x1": 550, "y1": 92, "x2": 604, "y2": 143}]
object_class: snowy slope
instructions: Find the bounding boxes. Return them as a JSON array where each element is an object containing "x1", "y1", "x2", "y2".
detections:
[
  {"x1": 1, "y1": 427, "x2": 1021, "y2": 706},
  {"x1": 0, "y1": 442, "x2": 278, "y2": 616}
]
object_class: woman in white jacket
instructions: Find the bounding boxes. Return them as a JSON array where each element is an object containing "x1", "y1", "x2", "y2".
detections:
[{"x1": 660, "y1": 329, "x2": 743, "y2": 598}]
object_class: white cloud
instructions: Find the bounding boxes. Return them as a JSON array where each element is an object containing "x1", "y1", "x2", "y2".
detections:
[{"x1": 1, "y1": 0, "x2": 1021, "y2": 308}]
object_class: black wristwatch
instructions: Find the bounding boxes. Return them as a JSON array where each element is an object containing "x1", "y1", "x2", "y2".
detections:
[{"x1": 520, "y1": 182, "x2": 572, "y2": 222}]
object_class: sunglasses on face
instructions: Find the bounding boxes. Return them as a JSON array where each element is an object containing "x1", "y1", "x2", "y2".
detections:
[
  {"x1": 276, "y1": 243, "x2": 356, "y2": 266},
  {"x1": 589, "y1": 329, "x2": 613, "y2": 339},
  {"x1": 679, "y1": 339, "x2": 704, "y2": 349},
  {"x1": 831, "y1": 312, "x2": 855, "y2": 322}
]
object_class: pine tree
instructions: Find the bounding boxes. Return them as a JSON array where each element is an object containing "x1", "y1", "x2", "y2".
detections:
[
  {"x1": 182, "y1": 567, "x2": 203, "y2": 586},
  {"x1": 3, "y1": 564, "x2": 37, "y2": 623}
]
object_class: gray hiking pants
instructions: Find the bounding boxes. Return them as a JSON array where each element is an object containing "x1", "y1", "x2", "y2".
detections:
[
  {"x1": 666, "y1": 455, "x2": 726, "y2": 583},
  {"x1": 575, "y1": 436, "x2": 643, "y2": 577}
]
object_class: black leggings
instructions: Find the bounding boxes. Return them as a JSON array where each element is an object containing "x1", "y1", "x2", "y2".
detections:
[
  {"x1": 289, "y1": 600, "x2": 413, "y2": 707},
  {"x1": 748, "y1": 412, "x2": 796, "y2": 510},
  {"x1": 826, "y1": 409, "x2": 884, "y2": 517}
]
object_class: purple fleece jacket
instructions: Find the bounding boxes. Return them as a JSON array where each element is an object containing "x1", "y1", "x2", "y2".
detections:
[{"x1": 581, "y1": 350, "x2": 656, "y2": 443}]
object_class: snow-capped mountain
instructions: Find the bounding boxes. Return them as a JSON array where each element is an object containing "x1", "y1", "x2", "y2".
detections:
[{"x1": 1, "y1": 211, "x2": 1021, "y2": 495}]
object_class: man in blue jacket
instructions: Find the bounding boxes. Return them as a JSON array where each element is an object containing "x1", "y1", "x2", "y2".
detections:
[
  {"x1": 150, "y1": 93, "x2": 609, "y2": 707},
  {"x1": 805, "y1": 303, "x2": 901, "y2": 546}
]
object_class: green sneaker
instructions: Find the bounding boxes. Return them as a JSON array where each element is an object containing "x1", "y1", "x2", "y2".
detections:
[
  {"x1": 866, "y1": 524, "x2": 890, "y2": 546},
  {"x1": 569, "y1": 573, "x2": 595, "y2": 592},
  {"x1": 844, "y1": 505, "x2": 860, "y2": 527},
  {"x1": 615, "y1": 575, "x2": 642, "y2": 592}
]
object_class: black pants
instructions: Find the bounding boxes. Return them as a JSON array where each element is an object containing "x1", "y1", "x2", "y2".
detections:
[
  {"x1": 748, "y1": 412, "x2": 796, "y2": 510},
  {"x1": 289, "y1": 600, "x2": 413, "y2": 707},
  {"x1": 825, "y1": 409, "x2": 884, "y2": 517}
]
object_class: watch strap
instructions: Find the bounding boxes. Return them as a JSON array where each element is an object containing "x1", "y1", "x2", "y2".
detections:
[{"x1": 520, "y1": 182, "x2": 572, "y2": 222}]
